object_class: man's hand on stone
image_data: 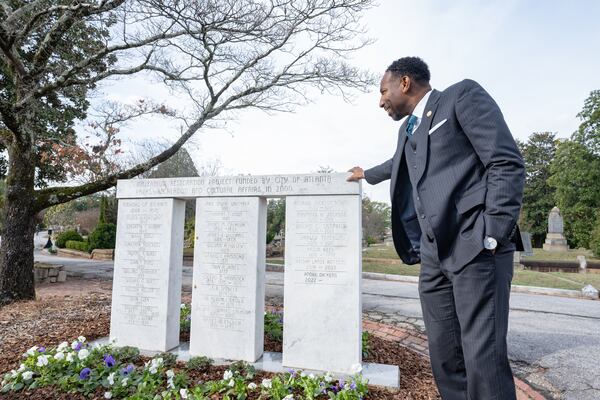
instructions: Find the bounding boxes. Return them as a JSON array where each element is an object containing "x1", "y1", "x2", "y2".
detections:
[{"x1": 347, "y1": 166, "x2": 365, "y2": 182}]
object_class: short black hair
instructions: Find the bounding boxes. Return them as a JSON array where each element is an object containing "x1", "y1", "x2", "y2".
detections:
[{"x1": 386, "y1": 57, "x2": 430, "y2": 84}]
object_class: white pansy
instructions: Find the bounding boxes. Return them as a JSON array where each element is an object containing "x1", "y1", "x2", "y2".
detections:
[
  {"x1": 261, "y1": 378, "x2": 272, "y2": 388},
  {"x1": 223, "y1": 370, "x2": 233, "y2": 380},
  {"x1": 228, "y1": 379, "x2": 235, "y2": 387},
  {"x1": 78, "y1": 348, "x2": 90, "y2": 360},
  {"x1": 107, "y1": 372, "x2": 115, "y2": 385},
  {"x1": 324, "y1": 373, "x2": 333, "y2": 383},
  {"x1": 248, "y1": 382, "x2": 257, "y2": 390},
  {"x1": 78, "y1": 336, "x2": 86, "y2": 343},
  {"x1": 309, "y1": 373, "x2": 315, "y2": 379},
  {"x1": 36, "y1": 355, "x2": 49, "y2": 367},
  {"x1": 122, "y1": 377, "x2": 129, "y2": 387},
  {"x1": 54, "y1": 352, "x2": 65, "y2": 361},
  {"x1": 66, "y1": 353, "x2": 75, "y2": 363},
  {"x1": 180, "y1": 388, "x2": 188, "y2": 399},
  {"x1": 167, "y1": 378, "x2": 175, "y2": 389},
  {"x1": 283, "y1": 395, "x2": 294, "y2": 400},
  {"x1": 10, "y1": 370, "x2": 17, "y2": 378},
  {"x1": 22, "y1": 371, "x2": 33, "y2": 381},
  {"x1": 57, "y1": 342, "x2": 68, "y2": 352},
  {"x1": 166, "y1": 369, "x2": 175, "y2": 378},
  {"x1": 148, "y1": 357, "x2": 163, "y2": 374},
  {"x1": 104, "y1": 391, "x2": 112, "y2": 399},
  {"x1": 180, "y1": 303, "x2": 186, "y2": 309},
  {"x1": 26, "y1": 346, "x2": 38, "y2": 356},
  {"x1": 71, "y1": 341, "x2": 79, "y2": 350},
  {"x1": 18, "y1": 364, "x2": 26, "y2": 372},
  {"x1": 350, "y1": 363, "x2": 363, "y2": 374},
  {"x1": 300, "y1": 371, "x2": 306, "y2": 377}
]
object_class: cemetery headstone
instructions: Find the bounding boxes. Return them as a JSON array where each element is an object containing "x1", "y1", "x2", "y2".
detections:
[
  {"x1": 520, "y1": 231, "x2": 533, "y2": 256},
  {"x1": 542, "y1": 207, "x2": 569, "y2": 252}
]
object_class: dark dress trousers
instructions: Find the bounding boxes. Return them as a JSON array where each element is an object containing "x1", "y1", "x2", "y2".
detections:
[{"x1": 365, "y1": 79, "x2": 525, "y2": 400}]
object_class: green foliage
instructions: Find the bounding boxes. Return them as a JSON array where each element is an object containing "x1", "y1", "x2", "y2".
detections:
[
  {"x1": 573, "y1": 90, "x2": 600, "y2": 155},
  {"x1": 180, "y1": 303, "x2": 191, "y2": 333},
  {"x1": 65, "y1": 240, "x2": 90, "y2": 253},
  {"x1": 186, "y1": 356, "x2": 213, "y2": 372},
  {"x1": 590, "y1": 214, "x2": 600, "y2": 257},
  {"x1": 228, "y1": 361, "x2": 256, "y2": 380},
  {"x1": 183, "y1": 219, "x2": 195, "y2": 248},
  {"x1": 87, "y1": 223, "x2": 116, "y2": 251},
  {"x1": 266, "y1": 199, "x2": 286, "y2": 244},
  {"x1": 0, "y1": 5, "x2": 116, "y2": 187},
  {"x1": 156, "y1": 352, "x2": 178, "y2": 368},
  {"x1": 362, "y1": 197, "x2": 391, "y2": 245},
  {"x1": 113, "y1": 346, "x2": 140, "y2": 363},
  {"x1": 2, "y1": 340, "x2": 369, "y2": 399},
  {"x1": 55, "y1": 230, "x2": 83, "y2": 248},
  {"x1": 264, "y1": 311, "x2": 284, "y2": 342},
  {"x1": 517, "y1": 132, "x2": 558, "y2": 246},
  {"x1": 548, "y1": 140, "x2": 600, "y2": 248},
  {"x1": 362, "y1": 331, "x2": 371, "y2": 358},
  {"x1": 98, "y1": 196, "x2": 108, "y2": 224}
]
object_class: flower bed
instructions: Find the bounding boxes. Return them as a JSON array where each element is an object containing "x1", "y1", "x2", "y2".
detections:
[
  {"x1": 0, "y1": 289, "x2": 440, "y2": 399},
  {"x1": 2, "y1": 337, "x2": 368, "y2": 399}
]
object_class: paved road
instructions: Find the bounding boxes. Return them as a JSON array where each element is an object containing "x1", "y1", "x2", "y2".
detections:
[{"x1": 34, "y1": 243, "x2": 600, "y2": 400}]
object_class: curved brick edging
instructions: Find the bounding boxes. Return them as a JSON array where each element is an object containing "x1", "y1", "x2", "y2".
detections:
[{"x1": 362, "y1": 319, "x2": 548, "y2": 400}]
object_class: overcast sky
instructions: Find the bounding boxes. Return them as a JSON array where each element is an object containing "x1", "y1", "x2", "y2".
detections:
[{"x1": 104, "y1": 0, "x2": 600, "y2": 204}]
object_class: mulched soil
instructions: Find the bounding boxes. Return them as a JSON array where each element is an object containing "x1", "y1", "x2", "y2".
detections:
[{"x1": 0, "y1": 279, "x2": 439, "y2": 399}]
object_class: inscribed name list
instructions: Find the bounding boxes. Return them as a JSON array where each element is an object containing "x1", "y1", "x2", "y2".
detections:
[
  {"x1": 283, "y1": 195, "x2": 362, "y2": 374},
  {"x1": 110, "y1": 198, "x2": 185, "y2": 352},
  {"x1": 190, "y1": 197, "x2": 266, "y2": 362}
]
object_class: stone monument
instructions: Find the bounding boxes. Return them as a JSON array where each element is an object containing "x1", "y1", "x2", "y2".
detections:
[
  {"x1": 110, "y1": 174, "x2": 363, "y2": 370},
  {"x1": 542, "y1": 207, "x2": 569, "y2": 252}
]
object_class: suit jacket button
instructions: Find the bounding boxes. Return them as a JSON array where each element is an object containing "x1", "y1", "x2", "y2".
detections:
[
  {"x1": 413, "y1": 165, "x2": 417, "y2": 169},
  {"x1": 420, "y1": 214, "x2": 426, "y2": 219}
]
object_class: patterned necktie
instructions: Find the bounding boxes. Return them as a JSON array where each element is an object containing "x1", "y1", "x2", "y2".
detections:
[{"x1": 406, "y1": 114, "x2": 418, "y2": 136}]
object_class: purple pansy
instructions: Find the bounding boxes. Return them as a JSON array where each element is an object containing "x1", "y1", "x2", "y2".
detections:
[
  {"x1": 38, "y1": 347, "x2": 46, "y2": 353},
  {"x1": 121, "y1": 364, "x2": 134, "y2": 376},
  {"x1": 103, "y1": 354, "x2": 116, "y2": 368},
  {"x1": 79, "y1": 367, "x2": 92, "y2": 380},
  {"x1": 74, "y1": 342, "x2": 83, "y2": 352}
]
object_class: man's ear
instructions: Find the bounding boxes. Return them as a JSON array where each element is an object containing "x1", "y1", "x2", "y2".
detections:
[{"x1": 401, "y1": 75, "x2": 411, "y2": 93}]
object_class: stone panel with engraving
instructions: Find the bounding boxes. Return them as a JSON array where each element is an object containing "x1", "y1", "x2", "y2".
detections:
[
  {"x1": 117, "y1": 173, "x2": 360, "y2": 199},
  {"x1": 190, "y1": 197, "x2": 267, "y2": 362},
  {"x1": 282, "y1": 195, "x2": 362, "y2": 374},
  {"x1": 110, "y1": 198, "x2": 185, "y2": 351}
]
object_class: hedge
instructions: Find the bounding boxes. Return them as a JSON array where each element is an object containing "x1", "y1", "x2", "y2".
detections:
[{"x1": 65, "y1": 240, "x2": 90, "y2": 253}]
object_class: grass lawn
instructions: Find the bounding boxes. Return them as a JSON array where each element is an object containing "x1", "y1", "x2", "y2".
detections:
[{"x1": 524, "y1": 248, "x2": 599, "y2": 262}]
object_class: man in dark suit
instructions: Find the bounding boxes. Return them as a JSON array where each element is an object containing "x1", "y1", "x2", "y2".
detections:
[{"x1": 348, "y1": 57, "x2": 525, "y2": 399}]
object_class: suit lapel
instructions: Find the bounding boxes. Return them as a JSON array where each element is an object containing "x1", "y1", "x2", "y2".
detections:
[
  {"x1": 414, "y1": 90, "x2": 441, "y2": 185},
  {"x1": 390, "y1": 118, "x2": 409, "y2": 197}
]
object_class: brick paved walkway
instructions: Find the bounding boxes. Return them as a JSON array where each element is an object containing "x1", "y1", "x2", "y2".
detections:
[{"x1": 362, "y1": 318, "x2": 548, "y2": 400}]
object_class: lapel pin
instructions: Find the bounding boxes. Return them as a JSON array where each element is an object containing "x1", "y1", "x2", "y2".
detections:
[{"x1": 426, "y1": 110, "x2": 432, "y2": 117}]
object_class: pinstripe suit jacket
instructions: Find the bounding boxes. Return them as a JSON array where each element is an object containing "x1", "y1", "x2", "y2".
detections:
[{"x1": 365, "y1": 79, "x2": 525, "y2": 270}]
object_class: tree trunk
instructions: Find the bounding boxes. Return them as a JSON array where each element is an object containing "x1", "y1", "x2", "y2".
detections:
[{"x1": 0, "y1": 142, "x2": 36, "y2": 305}]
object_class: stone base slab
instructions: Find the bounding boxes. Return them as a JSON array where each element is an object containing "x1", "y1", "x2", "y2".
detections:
[
  {"x1": 89, "y1": 337, "x2": 399, "y2": 389},
  {"x1": 542, "y1": 243, "x2": 569, "y2": 252}
]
